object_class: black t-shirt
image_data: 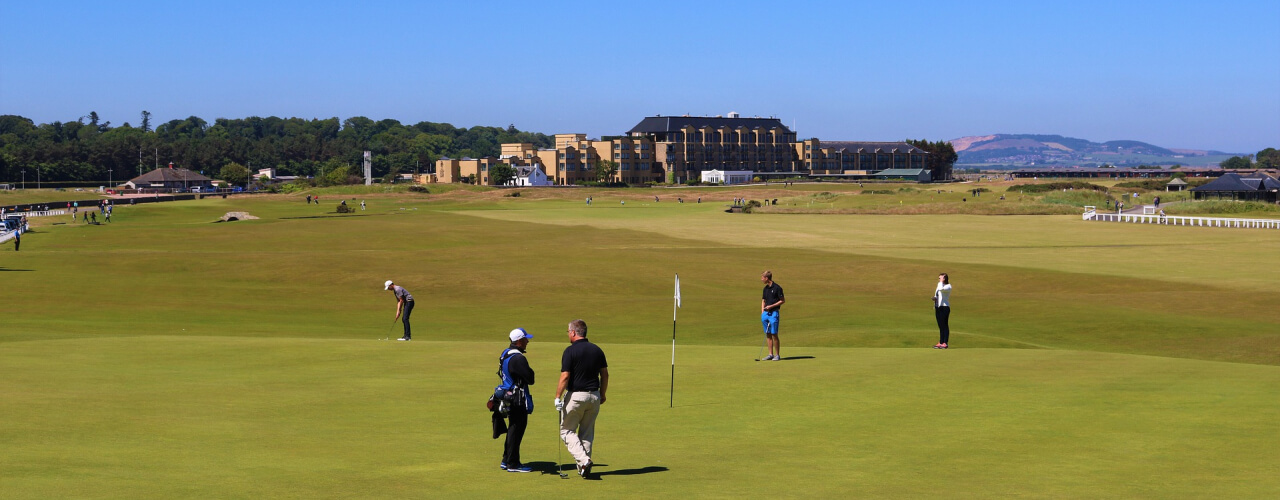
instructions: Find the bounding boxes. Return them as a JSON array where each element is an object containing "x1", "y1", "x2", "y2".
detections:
[
  {"x1": 561, "y1": 339, "x2": 608, "y2": 393},
  {"x1": 762, "y1": 282, "x2": 784, "y2": 311}
]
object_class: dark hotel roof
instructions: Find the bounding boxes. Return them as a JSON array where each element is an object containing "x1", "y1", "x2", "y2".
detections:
[
  {"x1": 821, "y1": 141, "x2": 925, "y2": 154},
  {"x1": 627, "y1": 116, "x2": 792, "y2": 134}
]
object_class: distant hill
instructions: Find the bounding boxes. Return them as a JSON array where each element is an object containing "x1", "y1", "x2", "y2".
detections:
[{"x1": 951, "y1": 134, "x2": 1234, "y2": 168}]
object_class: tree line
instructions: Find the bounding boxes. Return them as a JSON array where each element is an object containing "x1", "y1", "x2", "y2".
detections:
[
  {"x1": 1219, "y1": 148, "x2": 1280, "y2": 170},
  {"x1": 0, "y1": 112, "x2": 555, "y2": 183},
  {"x1": 905, "y1": 139, "x2": 958, "y2": 179}
]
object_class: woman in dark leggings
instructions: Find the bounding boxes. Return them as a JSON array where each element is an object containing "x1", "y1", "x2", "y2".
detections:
[{"x1": 933, "y1": 273, "x2": 952, "y2": 349}]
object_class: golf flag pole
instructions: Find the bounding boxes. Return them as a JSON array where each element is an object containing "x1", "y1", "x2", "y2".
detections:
[{"x1": 670, "y1": 273, "x2": 680, "y2": 408}]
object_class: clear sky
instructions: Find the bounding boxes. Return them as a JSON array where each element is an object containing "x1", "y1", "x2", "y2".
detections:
[{"x1": 2, "y1": 1, "x2": 1276, "y2": 153}]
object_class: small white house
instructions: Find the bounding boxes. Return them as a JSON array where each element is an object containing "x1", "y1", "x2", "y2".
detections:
[
  {"x1": 701, "y1": 170, "x2": 753, "y2": 185},
  {"x1": 515, "y1": 165, "x2": 552, "y2": 186}
]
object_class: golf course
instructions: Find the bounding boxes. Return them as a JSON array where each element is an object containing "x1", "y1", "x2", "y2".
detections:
[{"x1": 3, "y1": 183, "x2": 1278, "y2": 498}]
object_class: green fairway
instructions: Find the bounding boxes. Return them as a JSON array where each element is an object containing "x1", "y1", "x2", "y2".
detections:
[{"x1": 2, "y1": 192, "x2": 1278, "y2": 497}]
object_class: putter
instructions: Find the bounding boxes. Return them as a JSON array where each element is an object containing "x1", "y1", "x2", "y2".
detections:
[
  {"x1": 556, "y1": 406, "x2": 569, "y2": 478},
  {"x1": 754, "y1": 334, "x2": 768, "y2": 361}
]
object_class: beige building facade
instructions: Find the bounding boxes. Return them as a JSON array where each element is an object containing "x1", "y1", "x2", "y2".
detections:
[{"x1": 432, "y1": 114, "x2": 941, "y2": 185}]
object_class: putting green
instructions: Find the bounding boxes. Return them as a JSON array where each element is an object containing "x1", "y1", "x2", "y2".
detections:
[
  {"x1": 2, "y1": 192, "x2": 1277, "y2": 497},
  {"x1": 1, "y1": 338, "x2": 1276, "y2": 498}
]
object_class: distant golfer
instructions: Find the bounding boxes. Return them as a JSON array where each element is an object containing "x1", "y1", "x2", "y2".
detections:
[
  {"x1": 497, "y1": 328, "x2": 535, "y2": 473},
  {"x1": 555, "y1": 319, "x2": 608, "y2": 479},
  {"x1": 760, "y1": 271, "x2": 785, "y2": 360},
  {"x1": 933, "y1": 273, "x2": 952, "y2": 349},
  {"x1": 12, "y1": 228, "x2": 19, "y2": 251},
  {"x1": 385, "y1": 280, "x2": 414, "y2": 341}
]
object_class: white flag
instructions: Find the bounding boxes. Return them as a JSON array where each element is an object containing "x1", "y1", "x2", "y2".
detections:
[{"x1": 674, "y1": 274, "x2": 681, "y2": 308}]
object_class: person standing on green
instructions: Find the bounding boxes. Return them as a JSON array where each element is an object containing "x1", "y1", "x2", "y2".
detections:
[
  {"x1": 384, "y1": 280, "x2": 415, "y2": 341},
  {"x1": 760, "y1": 271, "x2": 785, "y2": 361}
]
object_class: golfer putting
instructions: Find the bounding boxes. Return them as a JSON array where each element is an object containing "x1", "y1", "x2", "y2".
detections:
[
  {"x1": 384, "y1": 280, "x2": 414, "y2": 341},
  {"x1": 760, "y1": 271, "x2": 785, "y2": 361}
]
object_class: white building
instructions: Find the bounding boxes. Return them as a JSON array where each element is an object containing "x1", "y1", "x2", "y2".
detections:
[
  {"x1": 515, "y1": 165, "x2": 552, "y2": 186},
  {"x1": 701, "y1": 170, "x2": 754, "y2": 185}
]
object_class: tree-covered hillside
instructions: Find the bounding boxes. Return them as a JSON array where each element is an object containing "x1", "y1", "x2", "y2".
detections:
[{"x1": 0, "y1": 113, "x2": 554, "y2": 182}]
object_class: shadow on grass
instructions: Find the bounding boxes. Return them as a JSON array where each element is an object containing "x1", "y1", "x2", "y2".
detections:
[
  {"x1": 535, "y1": 461, "x2": 669, "y2": 480},
  {"x1": 0, "y1": 268, "x2": 35, "y2": 272},
  {"x1": 780, "y1": 355, "x2": 815, "y2": 361},
  {"x1": 595, "y1": 465, "x2": 668, "y2": 478}
]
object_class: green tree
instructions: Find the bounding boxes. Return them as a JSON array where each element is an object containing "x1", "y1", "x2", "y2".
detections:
[
  {"x1": 594, "y1": 159, "x2": 619, "y2": 182},
  {"x1": 318, "y1": 165, "x2": 351, "y2": 186},
  {"x1": 489, "y1": 163, "x2": 516, "y2": 185},
  {"x1": 1220, "y1": 156, "x2": 1252, "y2": 169},
  {"x1": 1256, "y1": 148, "x2": 1280, "y2": 169},
  {"x1": 219, "y1": 162, "x2": 250, "y2": 186},
  {"x1": 905, "y1": 139, "x2": 957, "y2": 181}
]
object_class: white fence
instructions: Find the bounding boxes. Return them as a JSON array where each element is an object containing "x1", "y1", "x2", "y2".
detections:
[
  {"x1": 1082, "y1": 206, "x2": 1280, "y2": 229},
  {"x1": 10, "y1": 210, "x2": 67, "y2": 218}
]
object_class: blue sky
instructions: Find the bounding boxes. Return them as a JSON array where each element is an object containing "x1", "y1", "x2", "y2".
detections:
[{"x1": 2, "y1": 1, "x2": 1276, "y2": 153}]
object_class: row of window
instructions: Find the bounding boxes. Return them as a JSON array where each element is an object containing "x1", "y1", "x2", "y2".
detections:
[{"x1": 669, "y1": 132, "x2": 796, "y2": 143}]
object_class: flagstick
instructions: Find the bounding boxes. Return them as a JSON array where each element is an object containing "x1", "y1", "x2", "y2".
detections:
[{"x1": 670, "y1": 274, "x2": 678, "y2": 408}]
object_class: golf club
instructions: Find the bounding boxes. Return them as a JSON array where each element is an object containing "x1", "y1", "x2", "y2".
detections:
[
  {"x1": 556, "y1": 406, "x2": 568, "y2": 478},
  {"x1": 754, "y1": 334, "x2": 768, "y2": 361}
]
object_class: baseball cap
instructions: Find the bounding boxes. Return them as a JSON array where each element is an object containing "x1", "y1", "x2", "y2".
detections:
[
  {"x1": 509, "y1": 328, "x2": 533, "y2": 342},
  {"x1": 384, "y1": 280, "x2": 394, "y2": 290}
]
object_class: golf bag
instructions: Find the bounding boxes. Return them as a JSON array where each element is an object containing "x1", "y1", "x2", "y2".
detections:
[{"x1": 489, "y1": 348, "x2": 528, "y2": 416}]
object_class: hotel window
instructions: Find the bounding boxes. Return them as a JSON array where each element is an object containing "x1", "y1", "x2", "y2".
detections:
[
  {"x1": 559, "y1": 153, "x2": 565, "y2": 159},
  {"x1": 621, "y1": 163, "x2": 629, "y2": 170},
  {"x1": 614, "y1": 153, "x2": 620, "y2": 159}
]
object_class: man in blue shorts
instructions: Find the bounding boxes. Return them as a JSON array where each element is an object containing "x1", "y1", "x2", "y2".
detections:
[{"x1": 760, "y1": 271, "x2": 785, "y2": 360}]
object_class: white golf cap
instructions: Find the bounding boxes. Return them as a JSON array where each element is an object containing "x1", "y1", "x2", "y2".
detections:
[
  {"x1": 509, "y1": 328, "x2": 532, "y2": 342},
  {"x1": 384, "y1": 280, "x2": 394, "y2": 290}
]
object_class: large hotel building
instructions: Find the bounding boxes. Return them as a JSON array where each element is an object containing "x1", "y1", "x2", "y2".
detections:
[{"x1": 435, "y1": 114, "x2": 945, "y2": 185}]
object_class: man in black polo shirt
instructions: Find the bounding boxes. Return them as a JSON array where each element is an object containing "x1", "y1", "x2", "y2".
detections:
[
  {"x1": 554, "y1": 319, "x2": 609, "y2": 479},
  {"x1": 761, "y1": 271, "x2": 785, "y2": 360}
]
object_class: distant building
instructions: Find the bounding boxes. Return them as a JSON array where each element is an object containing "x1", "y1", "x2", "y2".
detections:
[
  {"x1": 256, "y1": 168, "x2": 300, "y2": 183},
  {"x1": 433, "y1": 113, "x2": 945, "y2": 185},
  {"x1": 701, "y1": 170, "x2": 754, "y2": 185},
  {"x1": 435, "y1": 157, "x2": 505, "y2": 185},
  {"x1": 627, "y1": 114, "x2": 800, "y2": 183},
  {"x1": 515, "y1": 165, "x2": 552, "y2": 186},
  {"x1": 1190, "y1": 173, "x2": 1280, "y2": 202},
  {"x1": 124, "y1": 166, "x2": 214, "y2": 192},
  {"x1": 800, "y1": 141, "x2": 939, "y2": 181},
  {"x1": 874, "y1": 168, "x2": 933, "y2": 182}
]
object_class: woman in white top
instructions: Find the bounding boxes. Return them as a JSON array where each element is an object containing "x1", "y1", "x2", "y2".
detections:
[{"x1": 933, "y1": 273, "x2": 952, "y2": 349}]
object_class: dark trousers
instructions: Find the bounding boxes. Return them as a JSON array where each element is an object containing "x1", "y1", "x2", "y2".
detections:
[
  {"x1": 935, "y1": 306, "x2": 951, "y2": 344},
  {"x1": 401, "y1": 300, "x2": 414, "y2": 339},
  {"x1": 503, "y1": 408, "x2": 527, "y2": 466},
  {"x1": 13, "y1": 238, "x2": 18, "y2": 251}
]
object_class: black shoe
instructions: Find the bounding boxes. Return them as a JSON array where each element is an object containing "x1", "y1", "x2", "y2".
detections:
[{"x1": 579, "y1": 461, "x2": 593, "y2": 479}]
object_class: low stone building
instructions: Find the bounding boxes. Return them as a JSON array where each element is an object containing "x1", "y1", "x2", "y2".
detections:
[{"x1": 124, "y1": 166, "x2": 215, "y2": 192}]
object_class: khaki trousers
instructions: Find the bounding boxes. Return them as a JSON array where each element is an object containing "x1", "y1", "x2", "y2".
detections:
[{"x1": 560, "y1": 391, "x2": 601, "y2": 466}]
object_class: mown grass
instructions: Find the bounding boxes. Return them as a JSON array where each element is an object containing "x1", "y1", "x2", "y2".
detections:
[{"x1": 2, "y1": 192, "x2": 1278, "y2": 497}]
